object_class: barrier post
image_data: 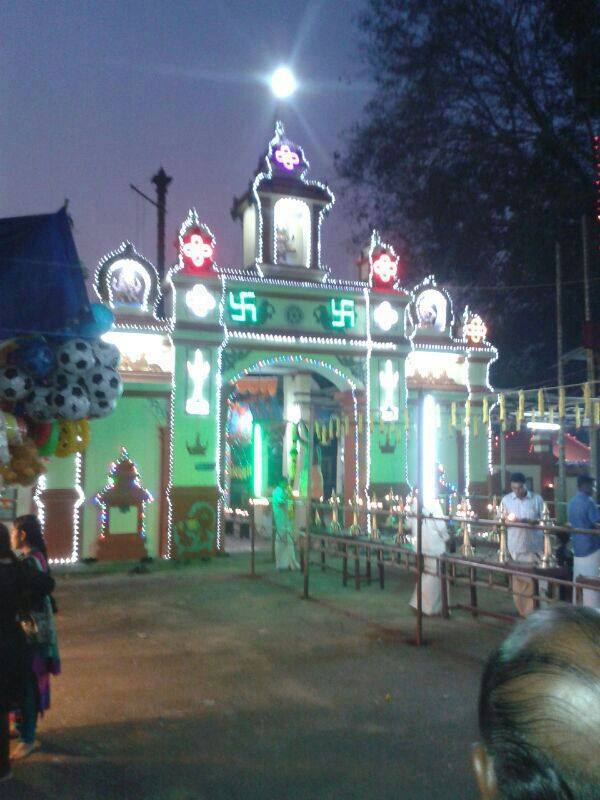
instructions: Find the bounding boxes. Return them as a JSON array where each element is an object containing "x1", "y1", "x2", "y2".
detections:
[
  {"x1": 303, "y1": 528, "x2": 310, "y2": 600},
  {"x1": 250, "y1": 503, "x2": 256, "y2": 577},
  {"x1": 497, "y1": 512, "x2": 509, "y2": 564},
  {"x1": 539, "y1": 505, "x2": 557, "y2": 569},
  {"x1": 354, "y1": 543, "x2": 361, "y2": 591}
]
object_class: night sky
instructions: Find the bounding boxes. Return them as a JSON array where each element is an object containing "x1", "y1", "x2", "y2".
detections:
[{"x1": 1, "y1": 1, "x2": 372, "y2": 282}]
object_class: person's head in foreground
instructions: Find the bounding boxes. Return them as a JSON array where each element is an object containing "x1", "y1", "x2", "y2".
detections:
[
  {"x1": 510, "y1": 472, "x2": 528, "y2": 499},
  {"x1": 474, "y1": 606, "x2": 600, "y2": 799},
  {"x1": 576, "y1": 474, "x2": 595, "y2": 496},
  {"x1": 11, "y1": 514, "x2": 47, "y2": 559}
]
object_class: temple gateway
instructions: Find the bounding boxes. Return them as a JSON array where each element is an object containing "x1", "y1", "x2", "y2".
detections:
[{"x1": 39, "y1": 123, "x2": 497, "y2": 562}]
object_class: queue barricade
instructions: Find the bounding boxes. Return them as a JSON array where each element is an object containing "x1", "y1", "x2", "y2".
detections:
[
  {"x1": 240, "y1": 495, "x2": 600, "y2": 644},
  {"x1": 302, "y1": 497, "x2": 600, "y2": 642}
]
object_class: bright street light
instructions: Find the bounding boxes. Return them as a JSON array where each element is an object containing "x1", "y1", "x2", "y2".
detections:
[{"x1": 271, "y1": 66, "x2": 297, "y2": 99}]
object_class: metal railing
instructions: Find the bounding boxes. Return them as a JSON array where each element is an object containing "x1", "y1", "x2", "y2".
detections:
[{"x1": 234, "y1": 493, "x2": 600, "y2": 645}]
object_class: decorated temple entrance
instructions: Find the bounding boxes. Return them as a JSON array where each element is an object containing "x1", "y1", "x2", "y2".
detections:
[
  {"x1": 223, "y1": 359, "x2": 363, "y2": 523},
  {"x1": 38, "y1": 121, "x2": 497, "y2": 562}
]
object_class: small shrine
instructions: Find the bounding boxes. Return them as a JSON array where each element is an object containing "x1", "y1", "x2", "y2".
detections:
[{"x1": 94, "y1": 447, "x2": 153, "y2": 561}]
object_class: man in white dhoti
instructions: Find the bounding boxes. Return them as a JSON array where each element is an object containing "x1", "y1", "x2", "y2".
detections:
[
  {"x1": 409, "y1": 497, "x2": 449, "y2": 616},
  {"x1": 272, "y1": 479, "x2": 300, "y2": 571},
  {"x1": 501, "y1": 472, "x2": 544, "y2": 617}
]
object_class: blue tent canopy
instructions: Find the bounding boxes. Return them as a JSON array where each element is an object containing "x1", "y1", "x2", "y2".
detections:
[{"x1": 0, "y1": 207, "x2": 91, "y2": 339}]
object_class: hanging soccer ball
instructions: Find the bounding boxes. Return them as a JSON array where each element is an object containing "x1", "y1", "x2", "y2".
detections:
[
  {"x1": 0, "y1": 366, "x2": 32, "y2": 402},
  {"x1": 53, "y1": 370, "x2": 74, "y2": 391},
  {"x1": 23, "y1": 387, "x2": 56, "y2": 421},
  {"x1": 88, "y1": 396, "x2": 117, "y2": 419},
  {"x1": 53, "y1": 384, "x2": 91, "y2": 420},
  {"x1": 56, "y1": 338, "x2": 96, "y2": 374},
  {"x1": 84, "y1": 367, "x2": 123, "y2": 402},
  {"x1": 91, "y1": 340, "x2": 120, "y2": 370}
]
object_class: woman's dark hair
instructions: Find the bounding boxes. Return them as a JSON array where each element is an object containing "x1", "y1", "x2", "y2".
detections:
[
  {"x1": 14, "y1": 514, "x2": 48, "y2": 561},
  {"x1": 0, "y1": 522, "x2": 16, "y2": 562},
  {"x1": 479, "y1": 607, "x2": 600, "y2": 799}
]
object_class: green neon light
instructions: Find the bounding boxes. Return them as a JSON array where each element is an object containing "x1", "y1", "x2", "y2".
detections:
[
  {"x1": 253, "y1": 423, "x2": 263, "y2": 497},
  {"x1": 330, "y1": 298, "x2": 355, "y2": 329},
  {"x1": 229, "y1": 290, "x2": 257, "y2": 323}
]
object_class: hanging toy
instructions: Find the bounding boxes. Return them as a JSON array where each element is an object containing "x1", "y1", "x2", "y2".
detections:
[
  {"x1": 0, "y1": 437, "x2": 46, "y2": 486},
  {"x1": 0, "y1": 413, "x2": 10, "y2": 466},
  {"x1": 76, "y1": 419, "x2": 90, "y2": 452},
  {"x1": 56, "y1": 420, "x2": 79, "y2": 457},
  {"x1": 3, "y1": 413, "x2": 23, "y2": 445},
  {"x1": 38, "y1": 420, "x2": 61, "y2": 457}
]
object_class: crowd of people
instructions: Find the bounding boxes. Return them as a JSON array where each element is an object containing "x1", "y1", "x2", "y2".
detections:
[
  {"x1": 501, "y1": 472, "x2": 600, "y2": 615},
  {"x1": 0, "y1": 514, "x2": 59, "y2": 783},
  {"x1": 2, "y1": 488, "x2": 598, "y2": 793}
]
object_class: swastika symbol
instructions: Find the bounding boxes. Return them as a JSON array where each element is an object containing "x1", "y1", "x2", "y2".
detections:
[
  {"x1": 330, "y1": 298, "x2": 355, "y2": 329},
  {"x1": 229, "y1": 291, "x2": 257, "y2": 323}
]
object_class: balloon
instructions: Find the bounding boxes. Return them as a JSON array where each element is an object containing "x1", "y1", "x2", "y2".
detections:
[
  {"x1": 31, "y1": 421, "x2": 52, "y2": 448},
  {"x1": 55, "y1": 338, "x2": 95, "y2": 374},
  {"x1": 91, "y1": 340, "x2": 120, "y2": 370},
  {"x1": 3, "y1": 412, "x2": 22, "y2": 445},
  {"x1": 53, "y1": 384, "x2": 91, "y2": 420},
  {"x1": 0, "y1": 366, "x2": 31, "y2": 402},
  {"x1": 0, "y1": 414, "x2": 10, "y2": 466},
  {"x1": 78, "y1": 304, "x2": 114, "y2": 337},
  {"x1": 38, "y1": 420, "x2": 60, "y2": 456},
  {"x1": 14, "y1": 338, "x2": 55, "y2": 380},
  {"x1": 16, "y1": 417, "x2": 28, "y2": 441},
  {"x1": 23, "y1": 386, "x2": 56, "y2": 422}
]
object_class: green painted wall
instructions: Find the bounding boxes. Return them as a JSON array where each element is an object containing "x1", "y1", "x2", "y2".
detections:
[
  {"x1": 369, "y1": 356, "x2": 407, "y2": 487},
  {"x1": 80, "y1": 394, "x2": 167, "y2": 558},
  {"x1": 44, "y1": 452, "x2": 76, "y2": 489},
  {"x1": 172, "y1": 344, "x2": 219, "y2": 487}
]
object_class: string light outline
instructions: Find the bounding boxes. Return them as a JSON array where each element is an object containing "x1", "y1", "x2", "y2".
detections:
[
  {"x1": 94, "y1": 240, "x2": 161, "y2": 317},
  {"x1": 249, "y1": 121, "x2": 335, "y2": 276}
]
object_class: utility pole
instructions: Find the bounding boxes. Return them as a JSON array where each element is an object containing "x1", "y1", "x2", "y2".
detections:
[
  {"x1": 582, "y1": 214, "x2": 597, "y2": 487},
  {"x1": 152, "y1": 167, "x2": 172, "y2": 283},
  {"x1": 130, "y1": 166, "x2": 172, "y2": 284},
  {"x1": 556, "y1": 243, "x2": 567, "y2": 523}
]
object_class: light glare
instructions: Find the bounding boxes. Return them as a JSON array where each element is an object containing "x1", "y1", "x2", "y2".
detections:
[{"x1": 271, "y1": 67, "x2": 297, "y2": 99}]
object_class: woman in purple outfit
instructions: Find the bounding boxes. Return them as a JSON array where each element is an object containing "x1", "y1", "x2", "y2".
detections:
[{"x1": 10, "y1": 515, "x2": 60, "y2": 761}]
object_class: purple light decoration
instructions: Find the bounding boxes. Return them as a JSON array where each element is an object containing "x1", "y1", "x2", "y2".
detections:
[{"x1": 273, "y1": 144, "x2": 299, "y2": 171}]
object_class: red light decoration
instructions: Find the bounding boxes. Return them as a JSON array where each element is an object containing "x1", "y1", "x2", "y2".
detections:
[
  {"x1": 371, "y1": 250, "x2": 399, "y2": 288},
  {"x1": 463, "y1": 314, "x2": 487, "y2": 344},
  {"x1": 181, "y1": 228, "x2": 214, "y2": 272}
]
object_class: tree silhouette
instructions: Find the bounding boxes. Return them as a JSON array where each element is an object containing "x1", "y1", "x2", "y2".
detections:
[{"x1": 336, "y1": 0, "x2": 598, "y2": 386}]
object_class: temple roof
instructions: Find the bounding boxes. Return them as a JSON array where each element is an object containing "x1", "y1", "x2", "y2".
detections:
[{"x1": 231, "y1": 122, "x2": 334, "y2": 220}]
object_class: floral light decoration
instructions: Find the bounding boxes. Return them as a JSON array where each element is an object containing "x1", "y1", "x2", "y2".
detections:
[
  {"x1": 273, "y1": 143, "x2": 300, "y2": 172},
  {"x1": 462, "y1": 307, "x2": 487, "y2": 345},
  {"x1": 185, "y1": 284, "x2": 216, "y2": 318},
  {"x1": 368, "y1": 230, "x2": 400, "y2": 290},
  {"x1": 178, "y1": 209, "x2": 216, "y2": 274},
  {"x1": 373, "y1": 300, "x2": 399, "y2": 332}
]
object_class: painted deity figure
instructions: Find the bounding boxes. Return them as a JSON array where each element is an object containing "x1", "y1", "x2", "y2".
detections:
[
  {"x1": 272, "y1": 479, "x2": 300, "y2": 571},
  {"x1": 275, "y1": 226, "x2": 297, "y2": 264}
]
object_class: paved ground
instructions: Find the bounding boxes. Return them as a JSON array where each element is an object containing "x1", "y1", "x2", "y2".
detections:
[{"x1": 4, "y1": 541, "x2": 517, "y2": 800}]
